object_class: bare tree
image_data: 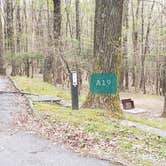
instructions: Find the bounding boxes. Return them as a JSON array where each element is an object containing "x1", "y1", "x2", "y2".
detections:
[
  {"x1": 162, "y1": 94, "x2": 166, "y2": 117},
  {"x1": 121, "y1": 0, "x2": 129, "y2": 90},
  {"x1": 4, "y1": 0, "x2": 15, "y2": 76},
  {"x1": 65, "y1": 0, "x2": 72, "y2": 38},
  {"x1": 76, "y1": 0, "x2": 81, "y2": 56},
  {"x1": 52, "y1": 0, "x2": 63, "y2": 85},
  {"x1": 131, "y1": 0, "x2": 140, "y2": 88},
  {"x1": 140, "y1": 0, "x2": 155, "y2": 94},
  {"x1": 0, "y1": 7, "x2": 6, "y2": 75},
  {"x1": 43, "y1": 0, "x2": 53, "y2": 83}
]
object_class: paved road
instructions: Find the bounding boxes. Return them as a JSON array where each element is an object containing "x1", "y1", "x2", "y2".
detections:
[{"x1": 0, "y1": 76, "x2": 109, "y2": 166}]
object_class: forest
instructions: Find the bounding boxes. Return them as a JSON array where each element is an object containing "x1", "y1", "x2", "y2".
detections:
[
  {"x1": 0, "y1": 0, "x2": 165, "y2": 102},
  {"x1": 0, "y1": 0, "x2": 166, "y2": 165}
]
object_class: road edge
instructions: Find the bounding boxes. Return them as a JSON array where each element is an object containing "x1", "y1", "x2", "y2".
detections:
[{"x1": 8, "y1": 76, "x2": 34, "y2": 114}]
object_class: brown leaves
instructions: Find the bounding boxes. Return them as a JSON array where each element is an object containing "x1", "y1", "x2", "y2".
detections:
[
  {"x1": 11, "y1": 111, "x2": 136, "y2": 165},
  {"x1": 12, "y1": 111, "x2": 117, "y2": 159}
]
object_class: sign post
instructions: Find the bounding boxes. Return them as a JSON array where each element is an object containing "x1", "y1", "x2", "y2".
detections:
[{"x1": 70, "y1": 71, "x2": 79, "y2": 110}]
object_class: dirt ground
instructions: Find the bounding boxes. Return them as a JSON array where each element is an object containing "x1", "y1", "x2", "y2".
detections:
[{"x1": 120, "y1": 92, "x2": 164, "y2": 117}]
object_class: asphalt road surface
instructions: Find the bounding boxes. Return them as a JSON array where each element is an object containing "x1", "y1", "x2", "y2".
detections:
[{"x1": 0, "y1": 76, "x2": 109, "y2": 166}]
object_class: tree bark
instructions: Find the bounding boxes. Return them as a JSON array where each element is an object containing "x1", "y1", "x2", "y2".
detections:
[
  {"x1": 121, "y1": 0, "x2": 129, "y2": 90},
  {"x1": 131, "y1": 0, "x2": 140, "y2": 88},
  {"x1": 76, "y1": 0, "x2": 81, "y2": 56},
  {"x1": 162, "y1": 94, "x2": 166, "y2": 117},
  {"x1": 65, "y1": 0, "x2": 73, "y2": 38},
  {"x1": 5, "y1": 0, "x2": 15, "y2": 76},
  {"x1": 43, "y1": 56, "x2": 53, "y2": 83},
  {"x1": 53, "y1": 0, "x2": 61, "y2": 40},
  {"x1": 52, "y1": 0, "x2": 63, "y2": 85},
  {"x1": 0, "y1": 10, "x2": 6, "y2": 75},
  {"x1": 75, "y1": 0, "x2": 82, "y2": 93},
  {"x1": 82, "y1": 0, "x2": 124, "y2": 113},
  {"x1": 43, "y1": 0, "x2": 53, "y2": 83},
  {"x1": 23, "y1": 0, "x2": 30, "y2": 77},
  {"x1": 16, "y1": 0, "x2": 21, "y2": 53},
  {"x1": 162, "y1": 63, "x2": 166, "y2": 117}
]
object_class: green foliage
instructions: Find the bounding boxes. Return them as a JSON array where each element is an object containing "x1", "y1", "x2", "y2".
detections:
[{"x1": 6, "y1": 52, "x2": 42, "y2": 64}]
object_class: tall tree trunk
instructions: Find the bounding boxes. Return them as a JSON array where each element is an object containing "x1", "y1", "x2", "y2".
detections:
[
  {"x1": 53, "y1": 0, "x2": 61, "y2": 40},
  {"x1": 82, "y1": 0, "x2": 124, "y2": 113},
  {"x1": 121, "y1": 0, "x2": 129, "y2": 90},
  {"x1": 162, "y1": 94, "x2": 166, "y2": 117},
  {"x1": 75, "y1": 0, "x2": 82, "y2": 93},
  {"x1": 140, "y1": 0, "x2": 144, "y2": 92},
  {"x1": 131, "y1": 0, "x2": 140, "y2": 88},
  {"x1": 43, "y1": 0, "x2": 53, "y2": 83},
  {"x1": 156, "y1": 39, "x2": 160, "y2": 95},
  {"x1": 0, "y1": 10, "x2": 6, "y2": 75},
  {"x1": 159, "y1": 7, "x2": 164, "y2": 96},
  {"x1": 16, "y1": 0, "x2": 22, "y2": 75},
  {"x1": 65, "y1": 0, "x2": 72, "y2": 38},
  {"x1": 76, "y1": 0, "x2": 81, "y2": 56},
  {"x1": 5, "y1": 0, "x2": 15, "y2": 76},
  {"x1": 23, "y1": 0, "x2": 30, "y2": 77},
  {"x1": 161, "y1": 58, "x2": 166, "y2": 117},
  {"x1": 52, "y1": 0, "x2": 62, "y2": 85},
  {"x1": 16, "y1": 0, "x2": 21, "y2": 53}
]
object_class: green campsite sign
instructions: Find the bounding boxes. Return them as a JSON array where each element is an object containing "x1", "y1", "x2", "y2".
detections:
[{"x1": 90, "y1": 73, "x2": 117, "y2": 94}]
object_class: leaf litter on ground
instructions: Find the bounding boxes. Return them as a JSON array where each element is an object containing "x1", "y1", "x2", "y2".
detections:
[{"x1": 11, "y1": 110, "x2": 166, "y2": 166}]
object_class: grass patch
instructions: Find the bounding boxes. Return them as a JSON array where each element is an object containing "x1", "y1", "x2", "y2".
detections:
[
  {"x1": 125, "y1": 114, "x2": 166, "y2": 131},
  {"x1": 34, "y1": 102, "x2": 118, "y2": 137},
  {"x1": 13, "y1": 76, "x2": 86, "y2": 102},
  {"x1": 34, "y1": 102, "x2": 166, "y2": 161}
]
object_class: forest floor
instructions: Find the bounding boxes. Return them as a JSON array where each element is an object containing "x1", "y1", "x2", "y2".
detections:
[
  {"x1": 11, "y1": 76, "x2": 166, "y2": 166},
  {"x1": 0, "y1": 76, "x2": 109, "y2": 166},
  {"x1": 14, "y1": 76, "x2": 165, "y2": 130}
]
